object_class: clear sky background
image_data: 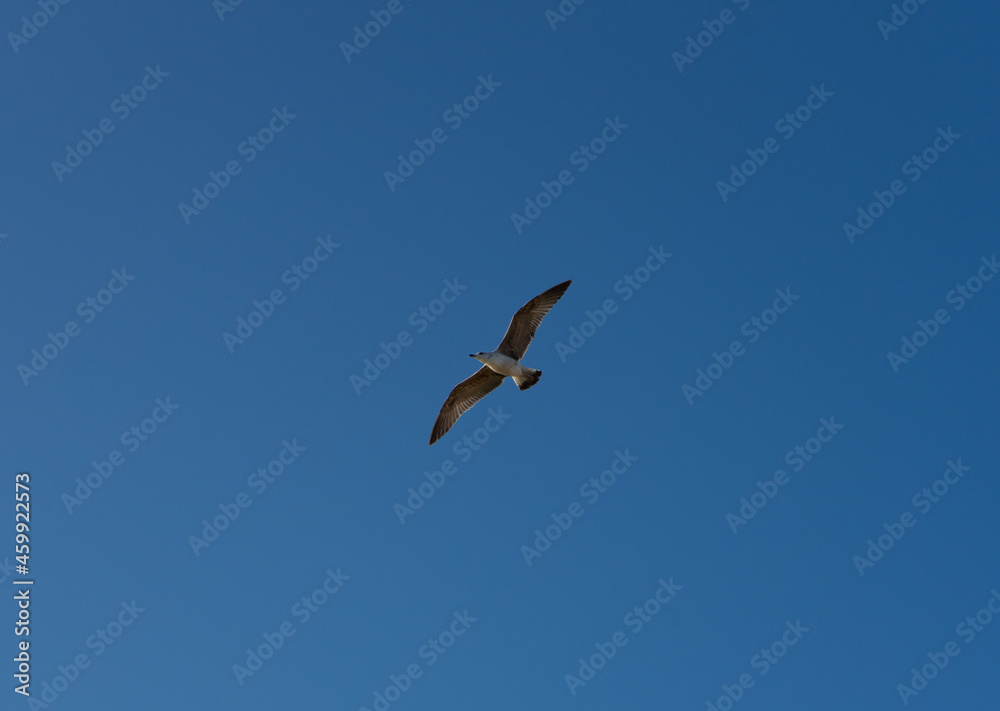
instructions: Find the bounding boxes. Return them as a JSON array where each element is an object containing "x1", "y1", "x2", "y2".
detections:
[{"x1": 2, "y1": 0, "x2": 999, "y2": 709}]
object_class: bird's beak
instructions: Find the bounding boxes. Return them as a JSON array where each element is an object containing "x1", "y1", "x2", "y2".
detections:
[{"x1": 468, "y1": 354, "x2": 476, "y2": 358}]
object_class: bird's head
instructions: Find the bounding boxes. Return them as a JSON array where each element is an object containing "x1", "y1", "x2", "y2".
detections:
[{"x1": 469, "y1": 352, "x2": 485, "y2": 362}]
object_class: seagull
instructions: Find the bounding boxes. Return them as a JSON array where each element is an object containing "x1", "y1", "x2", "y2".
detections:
[{"x1": 429, "y1": 279, "x2": 572, "y2": 445}]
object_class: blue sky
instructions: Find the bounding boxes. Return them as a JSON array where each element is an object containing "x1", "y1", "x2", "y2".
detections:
[{"x1": 2, "y1": 0, "x2": 999, "y2": 708}]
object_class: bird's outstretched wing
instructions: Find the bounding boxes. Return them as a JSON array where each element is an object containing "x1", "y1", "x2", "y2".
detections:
[
  {"x1": 495, "y1": 279, "x2": 572, "y2": 360},
  {"x1": 429, "y1": 366, "x2": 505, "y2": 445}
]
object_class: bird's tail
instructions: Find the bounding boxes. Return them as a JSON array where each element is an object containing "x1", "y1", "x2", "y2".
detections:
[{"x1": 513, "y1": 368, "x2": 541, "y2": 391}]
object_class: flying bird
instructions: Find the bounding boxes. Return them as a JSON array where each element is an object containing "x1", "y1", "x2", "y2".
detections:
[{"x1": 429, "y1": 279, "x2": 572, "y2": 445}]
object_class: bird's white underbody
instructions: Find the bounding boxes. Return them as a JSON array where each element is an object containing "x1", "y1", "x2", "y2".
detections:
[{"x1": 472, "y1": 351, "x2": 531, "y2": 379}]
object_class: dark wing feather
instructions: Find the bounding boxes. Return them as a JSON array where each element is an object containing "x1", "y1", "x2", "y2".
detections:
[
  {"x1": 496, "y1": 280, "x2": 572, "y2": 359},
  {"x1": 429, "y1": 366, "x2": 505, "y2": 445}
]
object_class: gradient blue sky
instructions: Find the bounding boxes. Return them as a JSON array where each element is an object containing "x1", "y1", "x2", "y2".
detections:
[{"x1": 3, "y1": 0, "x2": 999, "y2": 709}]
